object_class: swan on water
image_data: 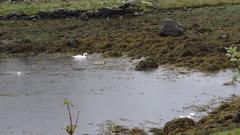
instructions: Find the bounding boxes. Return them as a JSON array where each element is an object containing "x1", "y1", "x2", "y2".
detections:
[
  {"x1": 73, "y1": 53, "x2": 88, "y2": 59},
  {"x1": 179, "y1": 112, "x2": 196, "y2": 119}
]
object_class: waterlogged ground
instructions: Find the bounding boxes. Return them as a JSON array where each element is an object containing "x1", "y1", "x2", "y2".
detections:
[{"x1": 0, "y1": 54, "x2": 239, "y2": 135}]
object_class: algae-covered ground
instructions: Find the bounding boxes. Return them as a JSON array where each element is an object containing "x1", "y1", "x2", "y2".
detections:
[{"x1": 1, "y1": 4, "x2": 240, "y2": 72}]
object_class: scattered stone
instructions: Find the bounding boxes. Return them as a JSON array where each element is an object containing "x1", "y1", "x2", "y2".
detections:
[
  {"x1": 0, "y1": 2, "x2": 141, "y2": 20},
  {"x1": 119, "y1": 2, "x2": 136, "y2": 13},
  {"x1": 4, "y1": 11, "x2": 28, "y2": 19},
  {"x1": 97, "y1": 8, "x2": 125, "y2": 17},
  {"x1": 160, "y1": 19, "x2": 184, "y2": 37},
  {"x1": 135, "y1": 58, "x2": 158, "y2": 71},
  {"x1": 9, "y1": 0, "x2": 23, "y2": 3}
]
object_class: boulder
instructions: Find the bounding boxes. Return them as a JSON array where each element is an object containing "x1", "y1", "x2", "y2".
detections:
[{"x1": 160, "y1": 19, "x2": 184, "y2": 37}]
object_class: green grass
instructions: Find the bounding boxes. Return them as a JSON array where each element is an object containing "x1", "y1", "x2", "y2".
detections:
[
  {"x1": 212, "y1": 128, "x2": 240, "y2": 135},
  {"x1": 0, "y1": 0, "x2": 124, "y2": 15},
  {"x1": 0, "y1": 0, "x2": 240, "y2": 16}
]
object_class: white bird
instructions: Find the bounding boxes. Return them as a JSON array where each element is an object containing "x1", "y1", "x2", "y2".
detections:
[
  {"x1": 73, "y1": 53, "x2": 88, "y2": 59},
  {"x1": 16, "y1": 71, "x2": 23, "y2": 76},
  {"x1": 179, "y1": 113, "x2": 196, "y2": 119}
]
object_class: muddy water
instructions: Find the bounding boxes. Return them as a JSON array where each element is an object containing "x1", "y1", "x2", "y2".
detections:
[{"x1": 0, "y1": 54, "x2": 239, "y2": 135}]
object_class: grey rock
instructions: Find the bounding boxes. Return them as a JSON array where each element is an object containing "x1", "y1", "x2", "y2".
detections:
[
  {"x1": 5, "y1": 11, "x2": 28, "y2": 19},
  {"x1": 233, "y1": 112, "x2": 240, "y2": 123},
  {"x1": 97, "y1": 8, "x2": 125, "y2": 17},
  {"x1": 160, "y1": 19, "x2": 184, "y2": 37},
  {"x1": 67, "y1": 39, "x2": 78, "y2": 48}
]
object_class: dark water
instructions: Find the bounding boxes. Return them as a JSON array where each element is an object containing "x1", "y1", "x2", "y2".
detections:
[{"x1": 0, "y1": 54, "x2": 239, "y2": 135}]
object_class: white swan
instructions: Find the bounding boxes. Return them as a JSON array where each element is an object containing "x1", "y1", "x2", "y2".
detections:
[{"x1": 73, "y1": 53, "x2": 88, "y2": 59}]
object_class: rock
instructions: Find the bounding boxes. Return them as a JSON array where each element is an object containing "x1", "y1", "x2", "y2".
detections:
[
  {"x1": 135, "y1": 58, "x2": 158, "y2": 71},
  {"x1": 36, "y1": 11, "x2": 49, "y2": 19},
  {"x1": 119, "y1": 2, "x2": 137, "y2": 14},
  {"x1": 163, "y1": 118, "x2": 196, "y2": 135},
  {"x1": 160, "y1": 19, "x2": 184, "y2": 37},
  {"x1": 36, "y1": 9, "x2": 84, "y2": 19},
  {"x1": 232, "y1": 112, "x2": 240, "y2": 123},
  {"x1": 80, "y1": 11, "x2": 96, "y2": 20},
  {"x1": 5, "y1": 12, "x2": 28, "y2": 19},
  {"x1": 133, "y1": 12, "x2": 144, "y2": 16},
  {"x1": 1, "y1": 3, "x2": 140, "y2": 20},
  {"x1": 97, "y1": 8, "x2": 125, "y2": 17},
  {"x1": 218, "y1": 33, "x2": 228, "y2": 39},
  {"x1": 67, "y1": 39, "x2": 78, "y2": 48},
  {"x1": 9, "y1": 0, "x2": 23, "y2": 3}
]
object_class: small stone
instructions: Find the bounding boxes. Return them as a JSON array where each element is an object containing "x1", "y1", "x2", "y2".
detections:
[{"x1": 218, "y1": 33, "x2": 228, "y2": 39}]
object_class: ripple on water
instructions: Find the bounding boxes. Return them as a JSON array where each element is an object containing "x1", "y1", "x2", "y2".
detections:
[{"x1": 0, "y1": 54, "x2": 239, "y2": 135}]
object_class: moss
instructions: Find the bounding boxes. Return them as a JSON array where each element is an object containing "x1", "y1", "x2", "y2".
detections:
[
  {"x1": 102, "y1": 51, "x2": 122, "y2": 58},
  {"x1": 163, "y1": 118, "x2": 196, "y2": 135},
  {"x1": 149, "y1": 128, "x2": 164, "y2": 135}
]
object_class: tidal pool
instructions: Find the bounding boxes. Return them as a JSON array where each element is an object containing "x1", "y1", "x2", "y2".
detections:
[{"x1": 0, "y1": 54, "x2": 239, "y2": 135}]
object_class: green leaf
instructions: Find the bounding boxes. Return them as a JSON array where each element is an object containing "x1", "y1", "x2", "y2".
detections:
[
  {"x1": 65, "y1": 124, "x2": 77, "y2": 134},
  {"x1": 64, "y1": 98, "x2": 72, "y2": 105}
]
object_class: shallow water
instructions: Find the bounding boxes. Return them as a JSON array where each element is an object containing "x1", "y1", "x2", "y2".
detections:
[{"x1": 0, "y1": 54, "x2": 239, "y2": 135}]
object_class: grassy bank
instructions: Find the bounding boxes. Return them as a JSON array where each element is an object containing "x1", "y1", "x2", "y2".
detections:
[
  {"x1": 213, "y1": 128, "x2": 240, "y2": 135},
  {"x1": 1, "y1": 0, "x2": 240, "y2": 16}
]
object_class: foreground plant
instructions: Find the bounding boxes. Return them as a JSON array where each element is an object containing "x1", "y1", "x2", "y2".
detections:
[
  {"x1": 64, "y1": 98, "x2": 80, "y2": 135},
  {"x1": 224, "y1": 46, "x2": 240, "y2": 85}
]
